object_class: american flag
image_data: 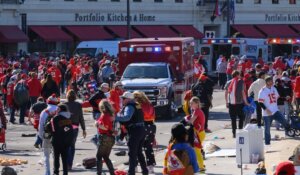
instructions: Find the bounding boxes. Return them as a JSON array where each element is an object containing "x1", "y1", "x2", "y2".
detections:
[{"x1": 230, "y1": 0, "x2": 235, "y2": 24}]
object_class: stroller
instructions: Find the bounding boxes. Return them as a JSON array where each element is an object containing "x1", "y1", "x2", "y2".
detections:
[{"x1": 286, "y1": 114, "x2": 300, "y2": 137}]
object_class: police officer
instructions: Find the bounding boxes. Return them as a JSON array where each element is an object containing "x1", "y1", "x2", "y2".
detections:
[{"x1": 115, "y1": 91, "x2": 148, "y2": 175}]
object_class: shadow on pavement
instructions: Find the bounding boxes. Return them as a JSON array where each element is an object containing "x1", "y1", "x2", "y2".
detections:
[{"x1": 1, "y1": 150, "x2": 39, "y2": 157}]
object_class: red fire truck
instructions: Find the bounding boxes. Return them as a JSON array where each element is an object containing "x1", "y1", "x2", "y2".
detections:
[{"x1": 118, "y1": 37, "x2": 195, "y2": 119}]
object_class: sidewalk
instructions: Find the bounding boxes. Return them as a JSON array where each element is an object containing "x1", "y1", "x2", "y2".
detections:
[{"x1": 129, "y1": 127, "x2": 298, "y2": 175}]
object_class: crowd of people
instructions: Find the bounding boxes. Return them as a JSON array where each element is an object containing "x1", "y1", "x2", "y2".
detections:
[
  {"x1": 0, "y1": 51, "x2": 159, "y2": 175},
  {"x1": 0, "y1": 50, "x2": 299, "y2": 175}
]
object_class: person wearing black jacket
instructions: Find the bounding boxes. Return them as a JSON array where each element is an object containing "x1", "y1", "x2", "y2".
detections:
[
  {"x1": 41, "y1": 74, "x2": 60, "y2": 100},
  {"x1": 191, "y1": 73, "x2": 214, "y2": 132},
  {"x1": 115, "y1": 92, "x2": 148, "y2": 175},
  {"x1": 51, "y1": 104, "x2": 73, "y2": 175},
  {"x1": 64, "y1": 90, "x2": 86, "y2": 170},
  {"x1": 89, "y1": 83, "x2": 109, "y2": 120},
  {"x1": 274, "y1": 79, "x2": 285, "y2": 130}
]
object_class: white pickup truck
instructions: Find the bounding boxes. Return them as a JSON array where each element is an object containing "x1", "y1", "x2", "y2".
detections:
[{"x1": 121, "y1": 62, "x2": 177, "y2": 119}]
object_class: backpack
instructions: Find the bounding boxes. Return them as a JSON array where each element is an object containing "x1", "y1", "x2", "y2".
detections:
[
  {"x1": 13, "y1": 82, "x2": 29, "y2": 106},
  {"x1": 43, "y1": 110, "x2": 56, "y2": 139}
]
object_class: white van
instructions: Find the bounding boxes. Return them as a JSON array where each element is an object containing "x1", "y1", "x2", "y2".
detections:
[{"x1": 74, "y1": 41, "x2": 120, "y2": 57}]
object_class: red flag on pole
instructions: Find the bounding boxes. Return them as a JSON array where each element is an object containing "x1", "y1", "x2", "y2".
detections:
[{"x1": 214, "y1": 0, "x2": 221, "y2": 17}]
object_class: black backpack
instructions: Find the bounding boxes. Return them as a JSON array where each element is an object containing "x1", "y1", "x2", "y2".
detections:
[
  {"x1": 13, "y1": 82, "x2": 29, "y2": 106},
  {"x1": 43, "y1": 110, "x2": 56, "y2": 139}
]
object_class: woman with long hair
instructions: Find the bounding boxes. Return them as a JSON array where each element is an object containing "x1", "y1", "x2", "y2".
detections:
[
  {"x1": 133, "y1": 91, "x2": 156, "y2": 173},
  {"x1": 41, "y1": 74, "x2": 60, "y2": 100},
  {"x1": 95, "y1": 100, "x2": 115, "y2": 175}
]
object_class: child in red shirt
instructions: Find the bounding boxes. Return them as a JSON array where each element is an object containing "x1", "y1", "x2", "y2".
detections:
[
  {"x1": 95, "y1": 99, "x2": 115, "y2": 175},
  {"x1": 186, "y1": 96, "x2": 206, "y2": 171}
]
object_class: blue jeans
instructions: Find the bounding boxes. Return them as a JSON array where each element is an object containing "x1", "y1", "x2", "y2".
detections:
[
  {"x1": 263, "y1": 111, "x2": 289, "y2": 145},
  {"x1": 10, "y1": 105, "x2": 27, "y2": 123},
  {"x1": 43, "y1": 139, "x2": 52, "y2": 175},
  {"x1": 67, "y1": 128, "x2": 79, "y2": 167},
  {"x1": 35, "y1": 135, "x2": 42, "y2": 146}
]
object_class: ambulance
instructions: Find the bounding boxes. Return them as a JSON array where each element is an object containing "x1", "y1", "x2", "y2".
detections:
[
  {"x1": 267, "y1": 38, "x2": 300, "y2": 60},
  {"x1": 199, "y1": 38, "x2": 268, "y2": 71},
  {"x1": 74, "y1": 40, "x2": 119, "y2": 57},
  {"x1": 118, "y1": 37, "x2": 195, "y2": 119}
]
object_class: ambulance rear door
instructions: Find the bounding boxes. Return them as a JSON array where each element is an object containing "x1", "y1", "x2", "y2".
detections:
[{"x1": 199, "y1": 44, "x2": 211, "y2": 70}]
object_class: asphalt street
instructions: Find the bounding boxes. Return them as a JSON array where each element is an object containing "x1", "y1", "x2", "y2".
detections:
[{"x1": 0, "y1": 89, "x2": 231, "y2": 175}]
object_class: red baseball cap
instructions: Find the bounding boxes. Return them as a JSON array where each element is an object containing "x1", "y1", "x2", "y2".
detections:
[{"x1": 275, "y1": 161, "x2": 296, "y2": 175}]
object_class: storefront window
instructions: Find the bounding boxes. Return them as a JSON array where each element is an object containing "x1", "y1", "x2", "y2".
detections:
[
  {"x1": 272, "y1": 0, "x2": 279, "y2": 4},
  {"x1": 133, "y1": 0, "x2": 142, "y2": 2},
  {"x1": 236, "y1": 0, "x2": 243, "y2": 3},
  {"x1": 289, "y1": 0, "x2": 296, "y2": 4},
  {"x1": 154, "y1": 0, "x2": 163, "y2": 2},
  {"x1": 175, "y1": 0, "x2": 183, "y2": 3}
]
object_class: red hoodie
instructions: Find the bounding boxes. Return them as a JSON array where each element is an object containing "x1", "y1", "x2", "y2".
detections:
[{"x1": 28, "y1": 77, "x2": 42, "y2": 97}]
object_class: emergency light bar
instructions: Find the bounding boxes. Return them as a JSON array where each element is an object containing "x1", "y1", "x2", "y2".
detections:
[
  {"x1": 123, "y1": 44, "x2": 175, "y2": 53},
  {"x1": 268, "y1": 38, "x2": 300, "y2": 44},
  {"x1": 201, "y1": 38, "x2": 246, "y2": 44}
]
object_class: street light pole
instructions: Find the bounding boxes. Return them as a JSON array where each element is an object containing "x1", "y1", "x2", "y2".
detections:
[
  {"x1": 127, "y1": 0, "x2": 131, "y2": 39},
  {"x1": 227, "y1": 0, "x2": 230, "y2": 37}
]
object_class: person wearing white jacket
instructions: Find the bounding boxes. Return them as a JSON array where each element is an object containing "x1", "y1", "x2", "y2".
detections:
[
  {"x1": 38, "y1": 94, "x2": 59, "y2": 175},
  {"x1": 247, "y1": 72, "x2": 266, "y2": 127}
]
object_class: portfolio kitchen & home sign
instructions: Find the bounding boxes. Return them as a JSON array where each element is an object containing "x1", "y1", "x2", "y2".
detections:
[
  {"x1": 265, "y1": 13, "x2": 300, "y2": 22},
  {"x1": 75, "y1": 13, "x2": 156, "y2": 22}
]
